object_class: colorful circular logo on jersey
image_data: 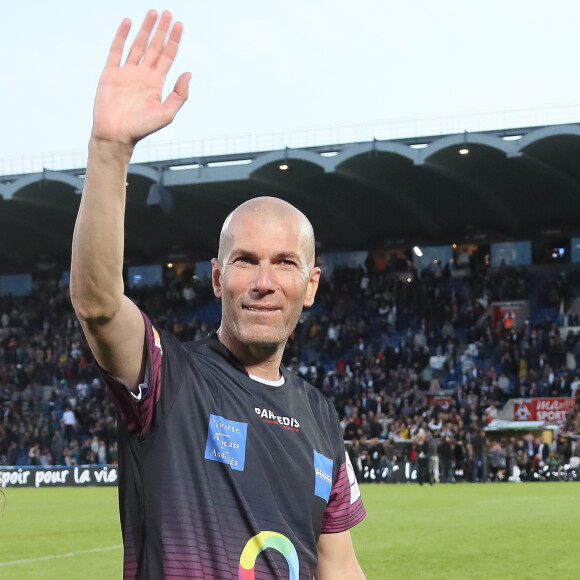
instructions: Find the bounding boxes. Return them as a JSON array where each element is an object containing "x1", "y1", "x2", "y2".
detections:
[{"x1": 238, "y1": 531, "x2": 299, "y2": 580}]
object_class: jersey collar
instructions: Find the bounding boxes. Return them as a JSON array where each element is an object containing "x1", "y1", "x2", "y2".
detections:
[{"x1": 204, "y1": 331, "x2": 287, "y2": 382}]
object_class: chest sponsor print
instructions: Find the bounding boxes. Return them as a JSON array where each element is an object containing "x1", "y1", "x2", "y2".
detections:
[
  {"x1": 204, "y1": 414, "x2": 248, "y2": 471},
  {"x1": 254, "y1": 407, "x2": 300, "y2": 432}
]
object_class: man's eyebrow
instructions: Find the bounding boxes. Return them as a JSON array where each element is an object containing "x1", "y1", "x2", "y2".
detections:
[
  {"x1": 227, "y1": 248, "x2": 260, "y2": 261},
  {"x1": 276, "y1": 251, "x2": 302, "y2": 261},
  {"x1": 228, "y1": 249, "x2": 304, "y2": 263}
]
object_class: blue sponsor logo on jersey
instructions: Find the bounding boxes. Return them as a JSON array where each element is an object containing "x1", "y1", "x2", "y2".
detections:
[
  {"x1": 205, "y1": 414, "x2": 248, "y2": 471},
  {"x1": 313, "y1": 450, "x2": 333, "y2": 502}
]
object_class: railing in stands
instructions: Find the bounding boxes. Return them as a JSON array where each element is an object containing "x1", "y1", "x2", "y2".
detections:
[{"x1": 2, "y1": 103, "x2": 580, "y2": 176}]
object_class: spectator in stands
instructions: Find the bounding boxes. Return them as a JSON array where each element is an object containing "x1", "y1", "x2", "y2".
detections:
[
  {"x1": 47, "y1": 410, "x2": 61, "y2": 438},
  {"x1": 484, "y1": 402, "x2": 498, "y2": 422},
  {"x1": 28, "y1": 443, "x2": 40, "y2": 466},
  {"x1": 344, "y1": 410, "x2": 361, "y2": 440},
  {"x1": 76, "y1": 379, "x2": 89, "y2": 399},
  {"x1": 39, "y1": 446, "x2": 51, "y2": 466},
  {"x1": 51, "y1": 430, "x2": 65, "y2": 465},
  {"x1": 97, "y1": 440, "x2": 108, "y2": 465},
  {"x1": 7, "y1": 441, "x2": 19, "y2": 466},
  {"x1": 2, "y1": 234, "x2": 580, "y2": 479},
  {"x1": 61, "y1": 405, "x2": 76, "y2": 445}
]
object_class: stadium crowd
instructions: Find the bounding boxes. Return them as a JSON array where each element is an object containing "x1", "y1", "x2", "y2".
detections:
[{"x1": 1, "y1": 255, "x2": 579, "y2": 483}]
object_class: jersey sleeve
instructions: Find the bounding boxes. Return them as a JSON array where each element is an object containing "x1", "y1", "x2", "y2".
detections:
[
  {"x1": 102, "y1": 311, "x2": 163, "y2": 436},
  {"x1": 321, "y1": 451, "x2": 366, "y2": 533}
]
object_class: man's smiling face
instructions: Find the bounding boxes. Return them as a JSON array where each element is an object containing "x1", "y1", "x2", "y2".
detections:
[{"x1": 212, "y1": 198, "x2": 320, "y2": 361}]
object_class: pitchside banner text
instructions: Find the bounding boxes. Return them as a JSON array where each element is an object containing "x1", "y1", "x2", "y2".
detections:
[
  {"x1": 0, "y1": 465, "x2": 118, "y2": 488},
  {"x1": 513, "y1": 398, "x2": 576, "y2": 422}
]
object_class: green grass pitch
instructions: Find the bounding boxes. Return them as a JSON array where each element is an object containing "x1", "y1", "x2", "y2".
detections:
[{"x1": 0, "y1": 482, "x2": 578, "y2": 579}]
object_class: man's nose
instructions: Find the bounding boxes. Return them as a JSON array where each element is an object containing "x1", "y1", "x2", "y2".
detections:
[{"x1": 252, "y1": 262, "x2": 276, "y2": 293}]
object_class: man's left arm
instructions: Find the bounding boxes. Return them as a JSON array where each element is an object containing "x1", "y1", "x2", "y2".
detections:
[{"x1": 315, "y1": 530, "x2": 366, "y2": 580}]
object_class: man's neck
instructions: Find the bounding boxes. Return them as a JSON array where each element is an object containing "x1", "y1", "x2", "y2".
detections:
[{"x1": 217, "y1": 330, "x2": 285, "y2": 381}]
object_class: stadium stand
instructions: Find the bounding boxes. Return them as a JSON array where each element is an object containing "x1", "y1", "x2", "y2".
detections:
[
  {"x1": 2, "y1": 124, "x2": 580, "y2": 483},
  {"x1": 0, "y1": 257, "x2": 579, "y2": 483}
]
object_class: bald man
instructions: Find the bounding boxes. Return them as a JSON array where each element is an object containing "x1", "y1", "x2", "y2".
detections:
[
  {"x1": 71, "y1": 11, "x2": 366, "y2": 580},
  {"x1": 212, "y1": 197, "x2": 319, "y2": 374}
]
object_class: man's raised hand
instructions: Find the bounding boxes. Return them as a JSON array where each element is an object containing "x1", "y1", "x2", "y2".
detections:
[{"x1": 91, "y1": 10, "x2": 191, "y2": 149}]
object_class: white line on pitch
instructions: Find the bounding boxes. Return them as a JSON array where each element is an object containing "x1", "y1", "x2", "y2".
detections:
[{"x1": 0, "y1": 545, "x2": 122, "y2": 567}]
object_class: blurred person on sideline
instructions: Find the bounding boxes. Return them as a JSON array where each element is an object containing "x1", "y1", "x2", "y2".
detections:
[
  {"x1": 470, "y1": 428, "x2": 489, "y2": 483},
  {"x1": 428, "y1": 430, "x2": 440, "y2": 483},
  {"x1": 438, "y1": 435, "x2": 455, "y2": 483},
  {"x1": 415, "y1": 432, "x2": 432, "y2": 486}
]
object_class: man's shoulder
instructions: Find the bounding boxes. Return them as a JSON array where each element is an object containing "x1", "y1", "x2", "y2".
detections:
[
  {"x1": 149, "y1": 329, "x2": 247, "y2": 386},
  {"x1": 161, "y1": 331, "x2": 232, "y2": 363}
]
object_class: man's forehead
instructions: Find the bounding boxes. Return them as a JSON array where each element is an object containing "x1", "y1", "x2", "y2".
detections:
[
  {"x1": 232, "y1": 208, "x2": 302, "y2": 232},
  {"x1": 226, "y1": 212, "x2": 306, "y2": 249},
  {"x1": 218, "y1": 198, "x2": 315, "y2": 266}
]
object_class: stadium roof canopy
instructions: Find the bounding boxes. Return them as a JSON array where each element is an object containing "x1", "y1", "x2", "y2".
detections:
[{"x1": 2, "y1": 123, "x2": 580, "y2": 273}]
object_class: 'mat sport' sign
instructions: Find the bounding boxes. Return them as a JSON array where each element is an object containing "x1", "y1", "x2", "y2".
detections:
[
  {"x1": 0, "y1": 465, "x2": 118, "y2": 488},
  {"x1": 513, "y1": 398, "x2": 576, "y2": 423}
]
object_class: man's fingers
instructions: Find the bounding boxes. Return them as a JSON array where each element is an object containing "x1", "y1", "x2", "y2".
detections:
[
  {"x1": 142, "y1": 10, "x2": 173, "y2": 68},
  {"x1": 106, "y1": 11, "x2": 183, "y2": 77},
  {"x1": 163, "y1": 72, "x2": 191, "y2": 118},
  {"x1": 155, "y1": 20, "x2": 183, "y2": 78},
  {"x1": 174, "y1": 72, "x2": 192, "y2": 101},
  {"x1": 125, "y1": 9, "x2": 158, "y2": 66},
  {"x1": 105, "y1": 18, "x2": 131, "y2": 69}
]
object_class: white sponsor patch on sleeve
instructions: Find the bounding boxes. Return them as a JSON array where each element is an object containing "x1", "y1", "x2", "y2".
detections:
[{"x1": 345, "y1": 451, "x2": 361, "y2": 504}]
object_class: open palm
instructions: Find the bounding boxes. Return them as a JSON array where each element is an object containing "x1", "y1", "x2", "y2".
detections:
[{"x1": 92, "y1": 10, "x2": 190, "y2": 147}]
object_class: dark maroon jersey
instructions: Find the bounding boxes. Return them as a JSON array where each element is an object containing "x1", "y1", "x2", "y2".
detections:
[{"x1": 104, "y1": 313, "x2": 365, "y2": 579}]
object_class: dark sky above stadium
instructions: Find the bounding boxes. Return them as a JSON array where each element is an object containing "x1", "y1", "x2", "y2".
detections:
[{"x1": 3, "y1": 0, "x2": 580, "y2": 166}]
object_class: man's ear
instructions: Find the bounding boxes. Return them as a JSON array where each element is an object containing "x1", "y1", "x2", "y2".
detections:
[
  {"x1": 303, "y1": 267, "x2": 321, "y2": 308},
  {"x1": 211, "y1": 258, "x2": 222, "y2": 298}
]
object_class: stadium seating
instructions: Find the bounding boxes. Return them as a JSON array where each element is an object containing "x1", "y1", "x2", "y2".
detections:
[{"x1": 0, "y1": 261, "x2": 578, "y2": 484}]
